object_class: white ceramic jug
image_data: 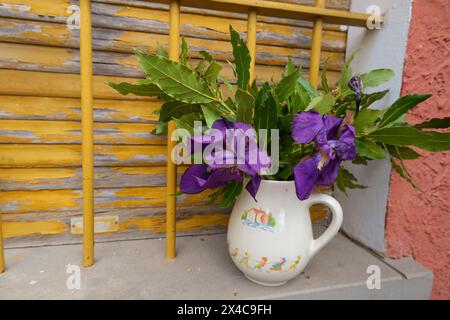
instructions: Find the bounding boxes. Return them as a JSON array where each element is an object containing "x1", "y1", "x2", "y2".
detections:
[{"x1": 227, "y1": 180, "x2": 343, "y2": 286}]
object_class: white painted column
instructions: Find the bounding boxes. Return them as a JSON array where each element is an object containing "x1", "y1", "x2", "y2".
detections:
[{"x1": 335, "y1": 0, "x2": 413, "y2": 253}]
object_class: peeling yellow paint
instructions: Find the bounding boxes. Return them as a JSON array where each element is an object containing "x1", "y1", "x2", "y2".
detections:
[
  {"x1": 2, "y1": 0, "x2": 72, "y2": 17},
  {"x1": 0, "y1": 95, "x2": 160, "y2": 122},
  {"x1": 0, "y1": 144, "x2": 171, "y2": 167},
  {"x1": 110, "y1": 187, "x2": 210, "y2": 208},
  {"x1": 115, "y1": 6, "x2": 169, "y2": 21},
  {"x1": 177, "y1": 213, "x2": 229, "y2": 231},
  {"x1": 21, "y1": 23, "x2": 71, "y2": 42},
  {"x1": 93, "y1": 99, "x2": 160, "y2": 122},
  {"x1": 2, "y1": 213, "x2": 228, "y2": 239},
  {"x1": 0, "y1": 120, "x2": 160, "y2": 144},
  {"x1": 0, "y1": 144, "x2": 81, "y2": 167},
  {"x1": 0, "y1": 18, "x2": 346, "y2": 62},
  {"x1": 99, "y1": 145, "x2": 166, "y2": 162},
  {"x1": 0, "y1": 43, "x2": 75, "y2": 67},
  {"x1": 114, "y1": 4, "x2": 346, "y2": 48},
  {"x1": 0, "y1": 70, "x2": 339, "y2": 100},
  {"x1": 116, "y1": 187, "x2": 162, "y2": 198},
  {"x1": 0, "y1": 187, "x2": 214, "y2": 214},
  {"x1": 0, "y1": 166, "x2": 186, "y2": 190},
  {"x1": 0, "y1": 144, "x2": 168, "y2": 167},
  {"x1": 107, "y1": 187, "x2": 164, "y2": 208},
  {"x1": 3, "y1": 220, "x2": 68, "y2": 238},
  {"x1": 113, "y1": 42, "x2": 342, "y2": 71},
  {"x1": 114, "y1": 186, "x2": 211, "y2": 203},
  {"x1": 120, "y1": 213, "x2": 229, "y2": 233},
  {"x1": 0, "y1": 70, "x2": 153, "y2": 100},
  {"x1": 0, "y1": 119, "x2": 79, "y2": 143},
  {"x1": 115, "y1": 54, "x2": 140, "y2": 70},
  {"x1": 0, "y1": 96, "x2": 79, "y2": 119},
  {"x1": 0, "y1": 189, "x2": 79, "y2": 212},
  {"x1": 111, "y1": 167, "x2": 166, "y2": 176},
  {"x1": 95, "y1": 122, "x2": 161, "y2": 144},
  {"x1": 0, "y1": 168, "x2": 75, "y2": 183},
  {"x1": 110, "y1": 166, "x2": 186, "y2": 176},
  {"x1": 112, "y1": 51, "x2": 302, "y2": 83},
  {"x1": 120, "y1": 215, "x2": 164, "y2": 233}
]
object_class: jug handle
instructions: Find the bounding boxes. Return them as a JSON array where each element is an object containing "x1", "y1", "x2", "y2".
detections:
[{"x1": 306, "y1": 194, "x2": 343, "y2": 258}]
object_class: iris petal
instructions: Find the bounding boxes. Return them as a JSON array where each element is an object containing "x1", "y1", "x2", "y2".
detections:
[
  {"x1": 291, "y1": 110, "x2": 324, "y2": 144},
  {"x1": 335, "y1": 125, "x2": 357, "y2": 160},
  {"x1": 212, "y1": 118, "x2": 233, "y2": 131},
  {"x1": 315, "y1": 115, "x2": 342, "y2": 146},
  {"x1": 246, "y1": 175, "x2": 261, "y2": 201},
  {"x1": 204, "y1": 169, "x2": 243, "y2": 189},
  {"x1": 323, "y1": 115, "x2": 342, "y2": 140},
  {"x1": 293, "y1": 154, "x2": 321, "y2": 200},
  {"x1": 318, "y1": 158, "x2": 341, "y2": 185},
  {"x1": 180, "y1": 164, "x2": 209, "y2": 194}
]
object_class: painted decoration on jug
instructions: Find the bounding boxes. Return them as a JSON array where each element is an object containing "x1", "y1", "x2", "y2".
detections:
[
  {"x1": 288, "y1": 256, "x2": 302, "y2": 271},
  {"x1": 254, "y1": 257, "x2": 268, "y2": 270},
  {"x1": 270, "y1": 258, "x2": 287, "y2": 271},
  {"x1": 228, "y1": 243, "x2": 302, "y2": 273},
  {"x1": 241, "y1": 208, "x2": 276, "y2": 232}
]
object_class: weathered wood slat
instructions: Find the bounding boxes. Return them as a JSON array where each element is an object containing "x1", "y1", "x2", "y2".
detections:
[
  {"x1": 0, "y1": 166, "x2": 188, "y2": 190},
  {"x1": 269, "y1": 0, "x2": 349, "y2": 7},
  {"x1": 0, "y1": 70, "x2": 340, "y2": 99},
  {"x1": 0, "y1": 0, "x2": 349, "y2": 30},
  {"x1": 0, "y1": 42, "x2": 342, "y2": 80},
  {"x1": 4, "y1": 204, "x2": 228, "y2": 222},
  {"x1": 3, "y1": 219, "x2": 69, "y2": 239},
  {"x1": 90, "y1": 2, "x2": 347, "y2": 49},
  {"x1": 0, "y1": 17, "x2": 346, "y2": 53},
  {"x1": 0, "y1": 1, "x2": 348, "y2": 50},
  {"x1": 0, "y1": 144, "x2": 167, "y2": 167},
  {"x1": 0, "y1": 70, "x2": 150, "y2": 100},
  {"x1": 0, "y1": 119, "x2": 165, "y2": 145},
  {"x1": 2, "y1": 209, "x2": 230, "y2": 248},
  {"x1": 93, "y1": 0, "x2": 348, "y2": 31},
  {"x1": 0, "y1": 186, "x2": 216, "y2": 214},
  {"x1": 94, "y1": 0, "x2": 350, "y2": 14},
  {"x1": 0, "y1": 96, "x2": 159, "y2": 123},
  {"x1": 0, "y1": 41, "x2": 344, "y2": 76},
  {"x1": 96, "y1": 0, "x2": 350, "y2": 13}
]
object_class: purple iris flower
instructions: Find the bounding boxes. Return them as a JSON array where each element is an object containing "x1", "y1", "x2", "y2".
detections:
[
  {"x1": 181, "y1": 119, "x2": 271, "y2": 200},
  {"x1": 189, "y1": 119, "x2": 253, "y2": 151},
  {"x1": 180, "y1": 164, "x2": 243, "y2": 194},
  {"x1": 291, "y1": 110, "x2": 357, "y2": 200}
]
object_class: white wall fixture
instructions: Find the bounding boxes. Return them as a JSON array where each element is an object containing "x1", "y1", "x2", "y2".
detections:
[{"x1": 335, "y1": 0, "x2": 413, "y2": 253}]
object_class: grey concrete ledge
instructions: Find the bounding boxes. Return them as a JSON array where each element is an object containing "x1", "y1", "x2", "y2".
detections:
[{"x1": 0, "y1": 233, "x2": 432, "y2": 300}]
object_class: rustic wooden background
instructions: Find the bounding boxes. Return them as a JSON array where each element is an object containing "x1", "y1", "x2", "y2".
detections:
[{"x1": 0, "y1": 0, "x2": 349, "y2": 247}]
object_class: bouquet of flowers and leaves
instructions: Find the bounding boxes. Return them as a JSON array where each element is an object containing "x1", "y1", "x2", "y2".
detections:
[{"x1": 108, "y1": 26, "x2": 450, "y2": 207}]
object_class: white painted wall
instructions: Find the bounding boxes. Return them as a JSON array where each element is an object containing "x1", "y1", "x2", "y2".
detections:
[{"x1": 334, "y1": 0, "x2": 413, "y2": 253}]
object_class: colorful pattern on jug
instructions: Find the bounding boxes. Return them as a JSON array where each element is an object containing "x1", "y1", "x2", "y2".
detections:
[
  {"x1": 228, "y1": 244, "x2": 302, "y2": 273},
  {"x1": 288, "y1": 255, "x2": 302, "y2": 271},
  {"x1": 270, "y1": 258, "x2": 287, "y2": 271},
  {"x1": 241, "y1": 208, "x2": 276, "y2": 232},
  {"x1": 254, "y1": 257, "x2": 268, "y2": 270}
]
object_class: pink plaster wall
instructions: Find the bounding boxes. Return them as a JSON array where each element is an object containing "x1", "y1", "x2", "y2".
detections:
[{"x1": 385, "y1": 0, "x2": 450, "y2": 300}]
